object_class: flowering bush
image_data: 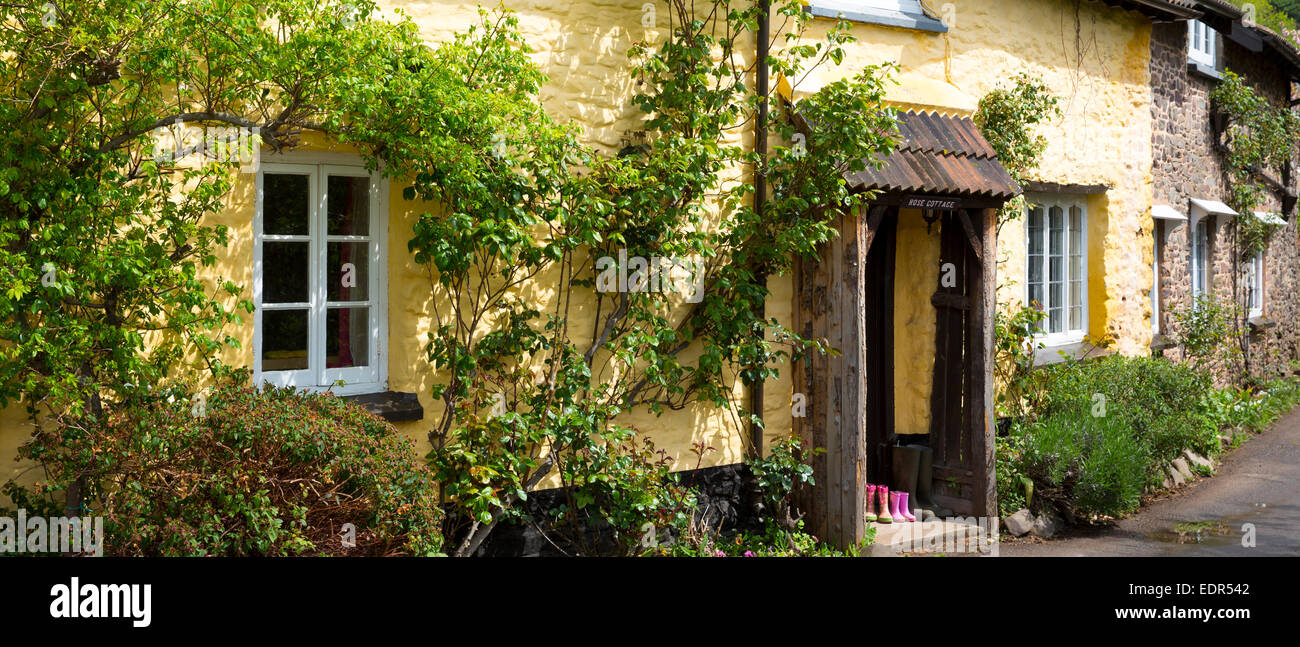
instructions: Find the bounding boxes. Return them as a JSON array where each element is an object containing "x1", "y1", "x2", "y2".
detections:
[{"x1": 7, "y1": 378, "x2": 444, "y2": 556}]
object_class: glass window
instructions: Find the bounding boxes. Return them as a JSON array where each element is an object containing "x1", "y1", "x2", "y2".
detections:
[
  {"x1": 1026, "y1": 197, "x2": 1087, "y2": 344},
  {"x1": 1188, "y1": 20, "x2": 1217, "y2": 67},
  {"x1": 257, "y1": 164, "x2": 383, "y2": 391},
  {"x1": 1246, "y1": 253, "x2": 1263, "y2": 318},
  {"x1": 1191, "y1": 219, "x2": 1209, "y2": 298},
  {"x1": 1151, "y1": 223, "x2": 1161, "y2": 334}
]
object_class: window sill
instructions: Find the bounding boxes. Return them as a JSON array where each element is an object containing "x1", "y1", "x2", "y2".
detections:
[
  {"x1": 1033, "y1": 338, "x2": 1109, "y2": 367},
  {"x1": 1188, "y1": 61, "x2": 1224, "y2": 81},
  {"x1": 342, "y1": 391, "x2": 424, "y2": 423},
  {"x1": 1248, "y1": 316, "x2": 1276, "y2": 335},
  {"x1": 1150, "y1": 332, "x2": 1177, "y2": 352},
  {"x1": 806, "y1": 5, "x2": 947, "y2": 33}
]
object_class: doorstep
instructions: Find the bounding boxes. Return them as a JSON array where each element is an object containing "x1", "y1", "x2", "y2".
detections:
[{"x1": 868, "y1": 518, "x2": 996, "y2": 557}]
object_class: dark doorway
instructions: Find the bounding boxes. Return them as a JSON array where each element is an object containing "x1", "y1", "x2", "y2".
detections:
[{"x1": 864, "y1": 209, "x2": 896, "y2": 487}]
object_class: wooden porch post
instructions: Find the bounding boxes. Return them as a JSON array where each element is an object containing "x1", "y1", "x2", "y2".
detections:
[
  {"x1": 793, "y1": 206, "x2": 869, "y2": 549},
  {"x1": 971, "y1": 207, "x2": 998, "y2": 518}
]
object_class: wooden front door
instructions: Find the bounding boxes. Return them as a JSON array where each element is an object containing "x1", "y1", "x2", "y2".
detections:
[
  {"x1": 928, "y1": 210, "x2": 976, "y2": 514},
  {"x1": 926, "y1": 209, "x2": 995, "y2": 517}
]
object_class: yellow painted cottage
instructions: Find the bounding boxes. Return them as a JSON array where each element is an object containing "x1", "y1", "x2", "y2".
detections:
[{"x1": 7, "y1": 0, "x2": 1292, "y2": 548}]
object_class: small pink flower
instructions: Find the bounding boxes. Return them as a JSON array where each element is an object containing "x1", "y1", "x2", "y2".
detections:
[
  {"x1": 713, "y1": 549, "x2": 726, "y2": 557},
  {"x1": 744, "y1": 551, "x2": 756, "y2": 557}
]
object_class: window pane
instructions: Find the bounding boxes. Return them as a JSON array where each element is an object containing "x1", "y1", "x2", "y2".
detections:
[
  {"x1": 1049, "y1": 206, "x2": 1063, "y2": 257},
  {"x1": 1049, "y1": 285, "x2": 1064, "y2": 333},
  {"x1": 1070, "y1": 280, "x2": 1083, "y2": 330},
  {"x1": 1194, "y1": 222, "x2": 1208, "y2": 294},
  {"x1": 1028, "y1": 282, "x2": 1045, "y2": 311},
  {"x1": 1028, "y1": 207, "x2": 1044, "y2": 255},
  {"x1": 263, "y1": 241, "x2": 310, "y2": 303},
  {"x1": 262, "y1": 309, "x2": 309, "y2": 371},
  {"x1": 326, "y1": 307, "x2": 370, "y2": 368},
  {"x1": 328, "y1": 176, "x2": 371, "y2": 236},
  {"x1": 264, "y1": 174, "x2": 310, "y2": 236},
  {"x1": 327, "y1": 242, "x2": 370, "y2": 302},
  {"x1": 1069, "y1": 206, "x2": 1082, "y2": 255}
]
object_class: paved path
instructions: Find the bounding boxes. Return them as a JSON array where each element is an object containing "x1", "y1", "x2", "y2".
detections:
[{"x1": 1001, "y1": 408, "x2": 1300, "y2": 557}]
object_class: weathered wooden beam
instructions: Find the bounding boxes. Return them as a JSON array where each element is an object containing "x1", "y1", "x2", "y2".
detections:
[
  {"x1": 1021, "y1": 180, "x2": 1110, "y2": 195},
  {"x1": 862, "y1": 205, "x2": 887, "y2": 257},
  {"x1": 956, "y1": 209, "x2": 983, "y2": 263},
  {"x1": 930, "y1": 292, "x2": 971, "y2": 310},
  {"x1": 826, "y1": 209, "x2": 844, "y2": 544},
  {"x1": 841, "y1": 207, "x2": 867, "y2": 547}
]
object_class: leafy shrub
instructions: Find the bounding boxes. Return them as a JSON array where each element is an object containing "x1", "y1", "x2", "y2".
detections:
[
  {"x1": 995, "y1": 420, "x2": 1032, "y2": 517},
  {"x1": 1018, "y1": 415, "x2": 1148, "y2": 519},
  {"x1": 993, "y1": 304, "x2": 1046, "y2": 419},
  {"x1": 1170, "y1": 295, "x2": 1242, "y2": 375},
  {"x1": 658, "y1": 519, "x2": 874, "y2": 557},
  {"x1": 1207, "y1": 377, "x2": 1300, "y2": 436},
  {"x1": 549, "y1": 431, "x2": 698, "y2": 556},
  {"x1": 8, "y1": 379, "x2": 444, "y2": 556},
  {"x1": 1036, "y1": 355, "x2": 1219, "y2": 464},
  {"x1": 746, "y1": 434, "x2": 820, "y2": 531}
]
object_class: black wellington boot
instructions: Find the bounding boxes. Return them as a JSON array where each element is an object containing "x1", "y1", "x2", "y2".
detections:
[
  {"x1": 890, "y1": 445, "x2": 922, "y2": 520},
  {"x1": 909, "y1": 444, "x2": 936, "y2": 521}
]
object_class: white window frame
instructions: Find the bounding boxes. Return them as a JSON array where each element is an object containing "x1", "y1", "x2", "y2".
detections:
[
  {"x1": 1245, "y1": 252, "x2": 1264, "y2": 318},
  {"x1": 1024, "y1": 195, "x2": 1089, "y2": 347},
  {"x1": 253, "y1": 157, "x2": 388, "y2": 396},
  {"x1": 1188, "y1": 20, "x2": 1217, "y2": 68},
  {"x1": 1190, "y1": 218, "x2": 1210, "y2": 299},
  {"x1": 1151, "y1": 223, "x2": 1161, "y2": 335}
]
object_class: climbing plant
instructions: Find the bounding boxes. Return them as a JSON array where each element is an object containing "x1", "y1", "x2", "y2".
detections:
[
  {"x1": 324, "y1": 1, "x2": 902, "y2": 555},
  {"x1": 1, "y1": 0, "x2": 902, "y2": 555},
  {"x1": 1209, "y1": 69, "x2": 1299, "y2": 258},
  {"x1": 974, "y1": 74, "x2": 1061, "y2": 233}
]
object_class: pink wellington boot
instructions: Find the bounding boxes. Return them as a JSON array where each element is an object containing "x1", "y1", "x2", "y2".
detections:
[
  {"x1": 865, "y1": 484, "x2": 878, "y2": 522},
  {"x1": 889, "y1": 490, "x2": 907, "y2": 523},
  {"x1": 876, "y1": 486, "x2": 891, "y2": 524},
  {"x1": 899, "y1": 492, "x2": 917, "y2": 522}
]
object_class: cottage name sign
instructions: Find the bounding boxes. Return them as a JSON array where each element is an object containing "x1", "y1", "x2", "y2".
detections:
[{"x1": 903, "y1": 195, "x2": 963, "y2": 210}]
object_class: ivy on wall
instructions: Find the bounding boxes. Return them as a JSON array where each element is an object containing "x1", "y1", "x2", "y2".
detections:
[{"x1": 1209, "y1": 70, "x2": 1299, "y2": 257}]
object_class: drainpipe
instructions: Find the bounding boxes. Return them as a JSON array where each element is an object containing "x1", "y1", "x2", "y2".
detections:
[{"x1": 749, "y1": 0, "x2": 770, "y2": 460}]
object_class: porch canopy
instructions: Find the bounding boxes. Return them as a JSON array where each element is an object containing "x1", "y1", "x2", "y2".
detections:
[
  {"x1": 847, "y1": 110, "x2": 1021, "y2": 207},
  {"x1": 792, "y1": 109, "x2": 1020, "y2": 547}
]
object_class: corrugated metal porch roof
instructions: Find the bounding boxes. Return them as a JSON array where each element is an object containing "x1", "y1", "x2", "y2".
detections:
[{"x1": 846, "y1": 110, "x2": 1021, "y2": 201}]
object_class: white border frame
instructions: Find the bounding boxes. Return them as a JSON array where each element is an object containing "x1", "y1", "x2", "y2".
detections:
[
  {"x1": 1024, "y1": 194, "x2": 1089, "y2": 348},
  {"x1": 253, "y1": 157, "x2": 388, "y2": 396}
]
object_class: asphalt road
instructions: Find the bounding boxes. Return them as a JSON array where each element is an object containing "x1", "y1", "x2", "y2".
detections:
[{"x1": 1001, "y1": 408, "x2": 1300, "y2": 557}]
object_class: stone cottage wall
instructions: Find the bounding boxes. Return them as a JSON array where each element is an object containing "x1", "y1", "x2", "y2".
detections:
[{"x1": 1149, "y1": 22, "x2": 1300, "y2": 380}]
